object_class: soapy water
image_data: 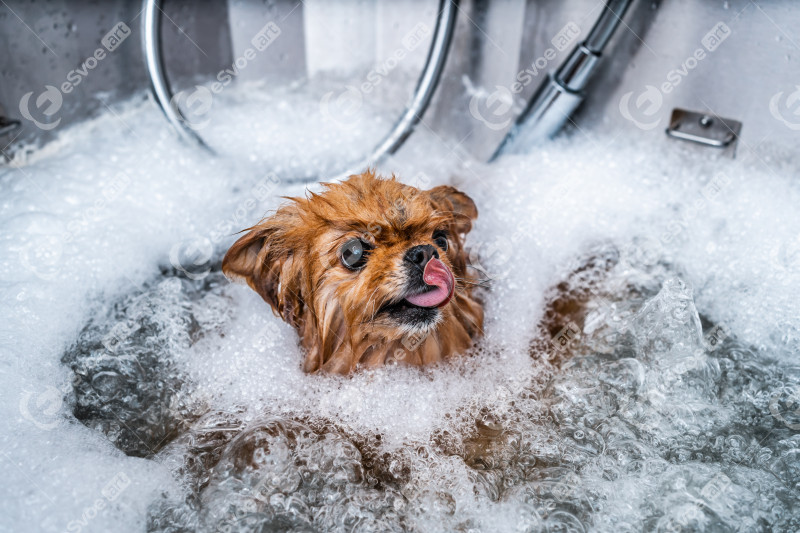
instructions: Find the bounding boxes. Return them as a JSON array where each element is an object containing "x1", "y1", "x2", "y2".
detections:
[{"x1": 1, "y1": 82, "x2": 800, "y2": 532}]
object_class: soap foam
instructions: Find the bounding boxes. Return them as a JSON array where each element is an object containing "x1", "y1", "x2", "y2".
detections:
[{"x1": 1, "y1": 82, "x2": 799, "y2": 532}]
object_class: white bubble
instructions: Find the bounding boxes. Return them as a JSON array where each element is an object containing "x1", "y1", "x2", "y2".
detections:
[{"x1": 2, "y1": 77, "x2": 799, "y2": 533}]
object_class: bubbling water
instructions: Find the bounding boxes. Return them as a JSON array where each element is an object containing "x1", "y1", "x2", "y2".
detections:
[{"x1": 1, "y1": 83, "x2": 799, "y2": 532}]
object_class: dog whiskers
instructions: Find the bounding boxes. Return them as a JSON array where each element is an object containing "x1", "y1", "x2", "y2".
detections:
[
  {"x1": 360, "y1": 291, "x2": 391, "y2": 327},
  {"x1": 222, "y1": 170, "x2": 483, "y2": 373},
  {"x1": 364, "y1": 285, "x2": 382, "y2": 317},
  {"x1": 454, "y1": 276, "x2": 491, "y2": 289},
  {"x1": 449, "y1": 296, "x2": 485, "y2": 336}
]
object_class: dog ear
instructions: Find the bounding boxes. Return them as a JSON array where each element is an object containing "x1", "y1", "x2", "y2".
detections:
[
  {"x1": 222, "y1": 209, "x2": 305, "y2": 326},
  {"x1": 428, "y1": 185, "x2": 478, "y2": 234}
]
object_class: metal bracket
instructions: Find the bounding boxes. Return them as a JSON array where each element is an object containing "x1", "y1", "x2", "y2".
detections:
[
  {"x1": 490, "y1": 0, "x2": 635, "y2": 160},
  {"x1": 666, "y1": 108, "x2": 741, "y2": 148}
]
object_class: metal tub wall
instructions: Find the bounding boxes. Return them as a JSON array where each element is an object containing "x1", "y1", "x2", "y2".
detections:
[
  {"x1": 572, "y1": 0, "x2": 800, "y2": 161},
  {"x1": 1, "y1": 0, "x2": 798, "y2": 164},
  {"x1": 0, "y1": 0, "x2": 232, "y2": 156}
]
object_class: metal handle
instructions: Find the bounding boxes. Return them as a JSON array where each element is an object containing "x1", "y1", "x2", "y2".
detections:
[
  {"x1": 491, "y1": 0, "x2": 635, "y2": 159},
  {"x1": 142, "y1": 0, "x2": 213, "y2": 152},
  {"x1": 141, "y1": 0, "x2": 458, "y2": 180},
  {"x1": 331, "y1": 0, "x2": 458, "y2": 180}
]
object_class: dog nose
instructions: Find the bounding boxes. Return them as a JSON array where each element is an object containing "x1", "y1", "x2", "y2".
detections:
[{"x1": 405, "y1": 244, "x2": 439, "y2": 268}]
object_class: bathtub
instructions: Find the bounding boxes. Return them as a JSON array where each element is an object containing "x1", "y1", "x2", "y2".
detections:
[{"x1": 1, "y1": 1, "x2": 799, "y2": 532}]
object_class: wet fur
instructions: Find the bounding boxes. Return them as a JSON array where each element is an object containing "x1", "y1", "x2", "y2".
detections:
[{"x1": 223, "y1": 171, "x2": 484, "y2": 374}]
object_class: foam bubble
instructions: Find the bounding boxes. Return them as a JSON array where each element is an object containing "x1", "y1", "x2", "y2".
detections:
[{"x1": 1, "y1": 82, "x2": 799, "y2": 532}]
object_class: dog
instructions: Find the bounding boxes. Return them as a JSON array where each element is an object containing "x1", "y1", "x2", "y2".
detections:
[{"x1": 222, "y1": 170, "x2": 484, "y2": 374}]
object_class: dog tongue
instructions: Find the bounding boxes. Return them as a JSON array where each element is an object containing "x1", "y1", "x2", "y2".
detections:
[{"x1": 405, "y1": 258, "x2": 455, "y2": 308}]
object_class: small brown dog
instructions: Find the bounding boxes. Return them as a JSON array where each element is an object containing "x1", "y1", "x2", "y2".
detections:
[{"x1": 222, "y1": 170, "x2": 484, "y2": 374}]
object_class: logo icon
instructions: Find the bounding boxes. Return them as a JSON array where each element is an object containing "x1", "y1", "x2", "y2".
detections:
[
  {"x1": 170, "y1": 85, "x2": 214, "y2": 130},
  {"x1": 19, "y1": 386, "x2": 62, "y2": 430},
  {"x1": 169, "y1": 237, "x2": 213, "y2": 280},
  {"x1": 320, "y1": 86, "x2": 363, "y2": 127},
  {"x1": 468, "y1": 236, "x2": 514, "y2": 280},
  {"x1": 18, "y1": 234, "x2": 64, "y2": 281},
  {"x1": 770, "y1": 235, "x2": 800, "y2": 275},
  {"x1": 19, "y1": 85, "x2": 63, "y2": 130},
  {"x1": 769, "y1": 386, "x2": 800, "y2": 430},
  {"x1": 769, "y1": 86, "x2": 800, "y2": 130},
  {"x1": 469, "y1": 86, "x2": 514, "y2": 131},
  {"x1": 619, "y1": 85, "x2": 663, "y2": 130}
]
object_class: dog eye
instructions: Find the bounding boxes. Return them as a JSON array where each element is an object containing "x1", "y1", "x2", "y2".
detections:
[
  {"x1": 340, "y1": 238, "x2": 369, "y2": 270},
  {"x1": 433, "y1": 231, "x2": 448, "y2": 251}
]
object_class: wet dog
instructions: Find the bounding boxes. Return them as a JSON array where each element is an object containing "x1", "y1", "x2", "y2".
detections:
[{"x1": 222, "y1": 170, "x2": 484, "y2": 374}]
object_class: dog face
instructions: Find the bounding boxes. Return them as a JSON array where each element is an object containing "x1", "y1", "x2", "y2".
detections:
[{"x1": 222, "y1": 171, "x2": 484, "y2": 374}]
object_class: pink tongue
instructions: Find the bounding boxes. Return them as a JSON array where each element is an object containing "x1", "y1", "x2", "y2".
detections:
[{"x1": 404, "y1": 258, "x2": 455, "y2": 308}]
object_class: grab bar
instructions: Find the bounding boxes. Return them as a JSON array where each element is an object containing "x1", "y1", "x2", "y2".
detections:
[
  {"x1": 331, "y1": 0, "x2": 458, "y2": 180},
  {"x1": 142, "y1": 0, "x2": 213, "y2": 152},
  {"x1": 141, "y1": 0, "x2": 458, "y2": 180}
]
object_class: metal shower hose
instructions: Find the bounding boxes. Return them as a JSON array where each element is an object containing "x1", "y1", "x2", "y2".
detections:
[{"x1": 141, "y1": 0, "x2": 459, "y2": 180}]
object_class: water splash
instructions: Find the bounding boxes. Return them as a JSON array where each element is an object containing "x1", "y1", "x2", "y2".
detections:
[{"x1": 2, "y1": 83, "x2": 799, "y2": 531}]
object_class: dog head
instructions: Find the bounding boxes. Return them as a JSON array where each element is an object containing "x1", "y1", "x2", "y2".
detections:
[{"x1": 222, "y1": 170, "x2": 484, "y2": 373}]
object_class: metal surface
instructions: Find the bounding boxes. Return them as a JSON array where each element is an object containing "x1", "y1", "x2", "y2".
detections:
[
  {"x1": 491, "y1": 0, "x2": 634, "y2": 158},
  {"x1": 573, "y1": 0, "x2": 799, "y2": 161},
  {"x1": 0, "y1": 0, "x2": 231, "y2": 157},
  {"x1": 1, "y1": 0, "x2": 799, "y2": 167},
  {"x1": 584, "y1": 0, "x2": 634, "y2": 53},
  {"x1": 492, "y1": 74, "x2": 584, "y2": 156},
  {"x1": 142, "y1": 0, "x2": 214, "y2": 152},
  {"x1": 332, "y1": 0, "x2": 459, "y2": 180},
  {"x1": 666, "y1": 108, "x2": 741, "y2": 148},
  {"x1": 141, "y1": 0, "x2": 458, "y2": 180},
  {"x1": 556, "y1": 44, "x2": 602, "y2": 91}
]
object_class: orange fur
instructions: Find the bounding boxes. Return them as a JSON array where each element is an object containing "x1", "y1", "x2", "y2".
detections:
[{"x1": 222, "y1": 170, "x2": 484, "y2": 374}]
